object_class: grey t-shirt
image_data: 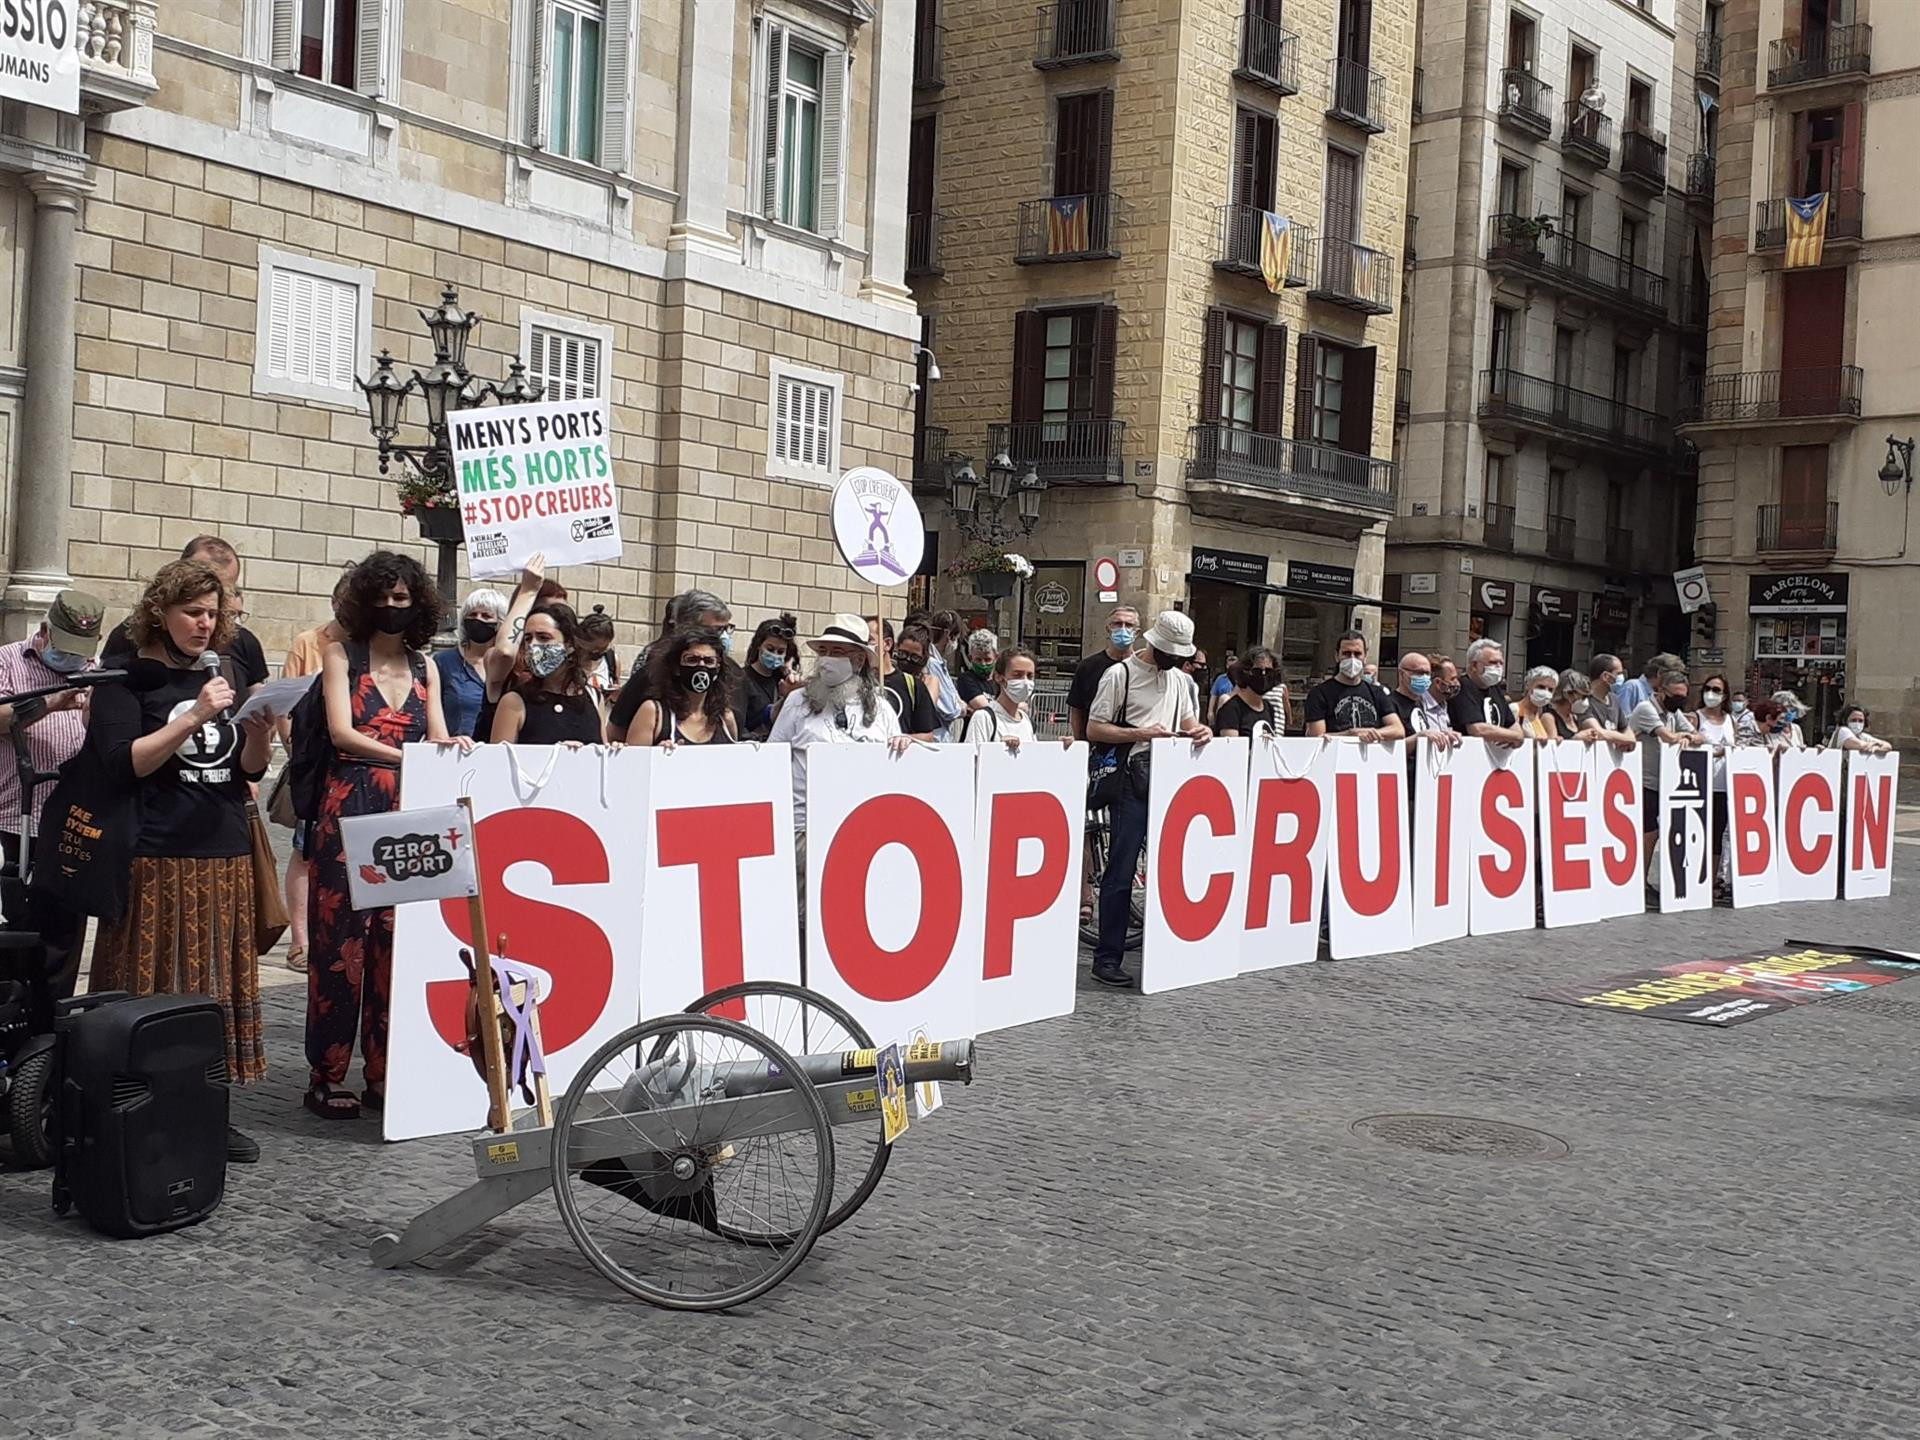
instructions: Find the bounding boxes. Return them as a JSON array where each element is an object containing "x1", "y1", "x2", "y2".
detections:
[
  {"x1": 1586, "y1": 687, "x2": 1624, "y2": 732},
  {"x1": 1629, "y1": 698, "x2": 1694, "y2": 790}
]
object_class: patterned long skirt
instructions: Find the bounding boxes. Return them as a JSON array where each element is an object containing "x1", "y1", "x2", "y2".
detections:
[{"x1": 90, "y1": 854, "x2": 266, "y2": 1084}]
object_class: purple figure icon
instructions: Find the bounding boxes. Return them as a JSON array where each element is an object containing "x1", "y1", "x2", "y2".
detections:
[{"x1": 854, "y1": 499, "x2": 908, "y2": 578}]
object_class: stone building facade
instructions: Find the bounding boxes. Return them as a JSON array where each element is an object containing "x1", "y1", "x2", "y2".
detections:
[
  {"x1": 0, "y1": 0, "x2": 921, "y2": 659},
  {"x1": 1684, "y1": 0, "x2": 1918, "y2": 746},
  {"x1": 1391, "y1": 0, "x2": 1707, "y2": 677},
  {"x1": 908, "y1": 0, "x2": 1416, "y2": 693}
]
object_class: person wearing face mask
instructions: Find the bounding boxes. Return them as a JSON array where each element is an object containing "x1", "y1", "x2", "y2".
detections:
[
  {"x1": 1305, "y1": 630, "x2": 1405, "y2": 742},
  {"x1": 0, "y1": 589, "x2": 105, "y2": 1002},
  {"x1": 1068, "y1": 605, "x2": 1140, "y2": 742},
  {"x1": 1514, "y1": 665, "x2": 1569, "y2": 740},
  {"x1": 607, "y1": 587, "x2": 732, "y2": 739},
  {"x1": 964, "y1": 646, "x2": 1054, "y2": 749},
  {"x1": 1831, "y1": 702, "x2": 1893, "y2": 755},
  {"x1": 630, "y1": 627, "x2": 737, "y2": 746},
  {"x1": 882, "y1": 621, "x2": 943, "y2": 742},
  {"x1": 306, "y1": 551, "x2": 467, "y2": 1124},
  {"x1": 1448, "y1": 639, "x2": 1526, "y2": 746},
  {"x1": 1764, "y1": 689, "x2": 1810, "y2": 751},
  {"x1": 1549, "y1": 669, "x2": 1604, "y2": 744},
  {"x1": 1691, "y1": 673, "x2": 1738, "y2": 892},
  {"x1": 577, "y1": 604, "x2": 622, "y2": 698},
  {"x1": 1385, "y1": 651, "x2": 1458, "y2": 747},
  {"x1": 768, "y1": 615, "x2": 911, "y2": 832},
  {"x1": 431, "y1": 586, "x2": 508, "y2": 741},
  {"x1": 1214, "y1": 645, "x2": 1288, "y2": 738},
  {"x1": 919, "y1": 608, "x2": 966, "y2": 738},
  {"x1": 492, "y1": 602, "x2": 608, "y2": 747},
  {"x1": 1628, "y1": 667, "x2": 1703, "y2": 857},
  {"x1": 740, "y1": 614, "x2": 802, "y2": 742},
  {"x1": 1729, "y1": 690, "x2": 1764, "y2": 746},
  {"x1": 955, "y1": 627, "x2": 1000, "y2": 715}
]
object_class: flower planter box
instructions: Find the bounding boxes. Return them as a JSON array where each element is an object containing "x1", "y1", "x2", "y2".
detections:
[
  {"x1": 970, "y1": 571, "x2": 1017, "y2": 599},
  {"x1": 414, "y1": 506, "x2": 463, "y2": 544}
]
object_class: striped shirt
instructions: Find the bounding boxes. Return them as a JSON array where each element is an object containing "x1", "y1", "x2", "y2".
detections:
[{"x1": 0, "y1": 639, "x2": 95, "y2": 838}]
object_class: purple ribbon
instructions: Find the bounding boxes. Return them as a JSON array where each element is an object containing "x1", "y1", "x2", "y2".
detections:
[{"x1": 491, "y1": 958, "x2": 548, "y2": 1105}]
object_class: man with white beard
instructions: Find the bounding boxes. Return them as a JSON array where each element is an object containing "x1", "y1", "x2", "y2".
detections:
[{"x1": 770, "y1": 613, "x2": 912, "y2": 827}]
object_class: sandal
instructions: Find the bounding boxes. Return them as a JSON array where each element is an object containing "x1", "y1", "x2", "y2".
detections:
[
  {"x1": 360, "y1": 1088, "x2": 385, "y2": 1116},
  {"x1": 284, "y1": 945, "x2": 307, "y2": 974},
  {"x1": 303, "y1": 1084, "x2": 360, "y2": 1121}
]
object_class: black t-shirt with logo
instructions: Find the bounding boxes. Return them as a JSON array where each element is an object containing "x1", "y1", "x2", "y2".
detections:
[
  {"x1": 1448, "y1": 682, "x2": 1516, "y2": 733},
  {"x1": 1305, "y1": 676, "x2": 1394, "y2": 734},
  {"x1": 90, "y1": 666, "x2": 264, "y2": 858},
  {"x1": 1214, "y1": 693, "x2": 1281, "y2": 737}
]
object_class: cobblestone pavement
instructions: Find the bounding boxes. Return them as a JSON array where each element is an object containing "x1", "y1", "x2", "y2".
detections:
[{"x1": 5, "y1": 848, "x2": 1920, "y2": 1439}]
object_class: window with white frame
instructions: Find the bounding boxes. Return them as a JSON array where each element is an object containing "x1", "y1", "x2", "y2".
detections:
[
  {"x1": 526, "y1": 0, "x2": 634, "y2": 170},
  {"x1": 270, "y1": 0, "x2": 385, "y2": 95},
  {"x1": 253, "y1": 248, "x2": 374, "y2": 406},
  {"x1": 759, "y1": 20, "x2": 847, "y2": 237},
  {"x1": 767, "y1": 361, "x2": 842, "y2": 481},
  {"x1": 520, "y1": 311, "x2": 611, "y2": 402}
]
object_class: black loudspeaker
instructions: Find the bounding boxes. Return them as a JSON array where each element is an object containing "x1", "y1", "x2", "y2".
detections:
[{"x1": 52, "y1": 994, "x2": 229, "y2": 1238}]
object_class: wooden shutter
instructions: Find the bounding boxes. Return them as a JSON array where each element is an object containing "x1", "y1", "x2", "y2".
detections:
[
  {"x1": 1093, "y1": 305, "x2": 1118, "y2": 420},
  {"x1": 1781, "y1": 269, "x2": 1846, "y2": 371},
  {"x1": 1839, "y1": 101, "x2": 1862, "y2": 194},
  {"x1": 818, "y1": 46, "x2": 848, "y2": 237},
  {"x1": 1291, "y1": 333, "x2": 1319, "y2": 439},
  {"x1": 907, "y1": 115, "x2": 937, "y2": 213},
  {"x1": 269, "y1": 0, "x2": 297, "y2": 69},
  {"x1": 527, "y1": 0, "x2": 551, "y2": 147},
  {"x1": 1198, "y1": 308, "x2": 1227, "y2": 425},
  {"x1": 1324, "y1": 148, "x2": 1359, "y2": 243},
  {"x1": 354, "y1": 0, "x2": 386, "y2": 96},
  {"x1": 1055, "y1": 94, "x2": 1089, "y2": 194},
  {"x1": 1255, "y1": 323, "x2": 1288, "y2": 435},
  {"x1": 1011, "y1": 310, "x2": 1046, "y2": 424},
  {"x1": 1340, "y1": 0, "x2": 1372, "y2": 68},
  {"x1": 1091, "y1": 89, "x2": 1114, "y2": 193},
  {"x1": 600, "y1": 0, "x2": 633, "y2": 171},
  {"x1": 760, "y1": 22, "x2": 787, "y2": 217},
  {"x1": 1232, "y1": 110, "x2": 1258, "y2": 208},
  {"x1": 1339, "y1": 345, "x2": 1376, "y2": 456},
  {"x1": 1779, "y1": 445, "x2": 1830, "y2": 513}
]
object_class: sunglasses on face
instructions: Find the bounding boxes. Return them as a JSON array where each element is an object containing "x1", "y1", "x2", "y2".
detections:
[{"x1": 682, "y1": 655, "x2": 722, "y2": 669}]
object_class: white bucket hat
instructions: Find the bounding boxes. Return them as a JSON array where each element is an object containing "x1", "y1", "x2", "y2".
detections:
[
  {"x1": 1140, "y1": 610, "x2": 1196, "y2": 659},
  {"x1": 805, "y1": 613, "x2": 877, "y2": 658}
]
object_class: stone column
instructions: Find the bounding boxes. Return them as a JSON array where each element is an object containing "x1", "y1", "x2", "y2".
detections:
[
  {"x1": 5, "y1": 172, "x2": 89, "y2": 626},
  {"x1": 857, "y1": 0, "x2": 914, "y2": 309},
  {"x1": 668, "y1": 0, "x2": 738, "y2": 258}
]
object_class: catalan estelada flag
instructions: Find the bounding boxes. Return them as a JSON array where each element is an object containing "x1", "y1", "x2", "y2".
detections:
[
  {"x1": 1259, "y1": 211, "x2": 1293, "y2": 294},
  {"x1": 1785, "y1": 192, "x2": 1829, "y2": 269},
  {"x1": 1047, "y1": 195, "x2": 1090, "y2": 256}
]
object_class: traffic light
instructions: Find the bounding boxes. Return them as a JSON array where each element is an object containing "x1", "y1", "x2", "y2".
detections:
[{"x1": 1691, "y1": 604, "x2": 1718, "y2": 653}]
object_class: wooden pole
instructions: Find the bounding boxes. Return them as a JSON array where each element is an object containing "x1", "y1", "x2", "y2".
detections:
[
  {"x1": 459, "y1": 796, "x2": 513, "y2": 1134},
  {"x1": 873, "y1": 581, "x2": 889, "y2": 681}
]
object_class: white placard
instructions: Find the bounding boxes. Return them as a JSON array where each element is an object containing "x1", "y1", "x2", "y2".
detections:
[
  {"x1": 830, "y1": 466, "x2": 924, "y2": 586},
  {"x1": 446, "y1": 396, "x2": 621, "y2": 577},
  {"x1": 1776, "y1": 748, "x2": 1843, "y2": 903},
  {"x1": 1590, "y1": 743, "x2": 1645, "y2": 921},
  {"x1": 386, "y1": 744, "x2": 646, "y2": 1141},
  {"x1": 1538, "y1": 742, "x2": 1605, "y2": 929},
  {"x1": 1241, "y1": 735, "x2": 1334, "y2": 972},
  {"x1": 341, "y1": 803, "x2": 478, "y2": 910},
  {"x1": 1470, "y1": 742, "x2": 1537, "y2": 936},
  {"x1": 1142, "y1": 737, "x2": 1250, "y2": 994},
  {"x1": 1725, "y1": 746, "x2": 1780, "y2": 909},
  {"x1": 0, "y1": 1, "x2": 79, "y2": 113},
  {"x1": 1657, "y1": 743, "x2": 1714, "y2": 913},
  {"x1": 232, "y1": 672, "x2": 315, "y2": 724},
  {"x1": 970, "y1": 740, "x2": 1089, "y2": 1033},
  {"x1": 1411, "y1": 740, "x2": 1480, "y2": 948},
  {"x1": 1843, "y1": 750, "x2": 1897, "y2": 900},
  {"x1": 638, "y1": 743, "x2": 802, "y2": 1017},
  {"x1": 805, "y1": 743, "x2": 978, "y2": 1041},
  {"x1": 1326, "y1": 740, "x2": 1413, "y2": 960}
]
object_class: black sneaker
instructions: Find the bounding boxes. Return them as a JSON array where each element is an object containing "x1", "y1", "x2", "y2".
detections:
[
  {"x1": 226, "y1": 1126, "x2": 260, "y2": 1165},
  {"x1": 1090, "y1": 965, "x2": 1136, "y2": 989}
]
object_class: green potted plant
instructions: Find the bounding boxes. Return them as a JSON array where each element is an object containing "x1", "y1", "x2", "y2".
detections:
[
  {"x1": 1496, "y1": 212, "x2": 1557, "y2": 260},
  {"x1": 947, "y1": 543, "x2": 1034, "y2": 600},
  {"x1": 396, "y1": 470, "x2": 464, "y2": 544}
]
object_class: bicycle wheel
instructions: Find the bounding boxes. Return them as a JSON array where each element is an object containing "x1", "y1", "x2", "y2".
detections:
[
  {"x1": 552, "y1": 1013, "x2": 834, "y2": 1312},
  {"x1": 1078, "y1": 811, "x2": 1111, "y2": 948},
  {"x1": 682, "y1": 980, "x2": 890, "y2": 1234}
]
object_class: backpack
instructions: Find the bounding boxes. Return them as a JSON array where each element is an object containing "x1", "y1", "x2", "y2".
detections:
[{"x1": 284, "y1": 640, "x2": 380, "y2": 824}]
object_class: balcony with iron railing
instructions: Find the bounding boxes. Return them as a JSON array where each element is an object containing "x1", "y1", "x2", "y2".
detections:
[
  {"x1": 1757, "y1": 501, "x2": 1838, "y2": 554},
  {"x1": 1620, "y1": 127, "x2": 1668, "y2": 192},
  {"x1": 1563, "y1": 100, "x2": 1613, "y2": 166},
  {"x1": 914, "y1": 24, "x2": 945, "y2": 89},
  {"x1": 1754, "y1": 189, "x2": 1864, "y2": 252},
  {"x1": 1696, "y1": 29, "x2": 1723, "y2": 84},
  {"x1": 1479, "y1": 368, "x2": 1666, "y2": 453},
  {"x1": 1327, "y1": 57, "x2": 1388, "y2": 134},
  {"x1": 1606, "y1": 527, "x2": 1633, "y2": 571},
  {"x1": 1034, "y1": 0, "x2": 1118, "y2": 69},
  {"x1": 1234, "y1": 11, "x2": 1298, "y2": 95},
  {"x1": 1676, "y1": 283, "x2": 1709, "y2": 334},
  {"x1": 1685, "y1": 151, "x2": 1715, "y2": 205},
  {"x1": 1213, "y1": 204, "x2": 1312, "y2": 286},
  {"x1": 1496, "y1": 68, "x2": 1553, "y2": 140},
  {"x1": 1305, "y1": 235, "x2": 1395, "y2": 314},
  {"x1": 1486, "y1": 214, "x2": 1666, "y2": 317},
  {"x1": 1484, "y1": 502, "x2": 1516, "y2": 553},
  {"x1": 989, "y1": 419, "x2": 1126, "y2": 486},
  {"x1": 1185, "y1": 427, "x2": 1396, "y2": 513},
  {"x1": 1546, "y1": 514, "x2": 1576, "y2": 561},
  {"x1": 1395, "y1": 368, "x2": 1411, "y2": 424},
  {"x1": 1015, "y1": 193, "x2": 1119, "y2": 264},
  {"x1": 79, "y1": 0, "x2": 159, "y2": 110},
  {"x1": 912, "y1": 426, "x2": 949, "y2": 494},
  {"x1": 1678, "y1": 367, "x2": 1864, "y2": 425},
  {"x1": 1768, "y1": 23, "x2": 1870, "y2": 89},
  {"x1": 907, "y1": 211, "x2": 942, "y2": 277}
]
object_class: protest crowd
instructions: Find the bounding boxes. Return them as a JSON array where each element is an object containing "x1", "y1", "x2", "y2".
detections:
[{"x1": 0, "y1": 534, "x2": 1899, "y2": 1162}]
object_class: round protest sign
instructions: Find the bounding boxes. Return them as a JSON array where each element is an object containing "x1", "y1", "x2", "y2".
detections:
[{"x1": 830, "y1": 467, "x2": 923, "y2": 587}]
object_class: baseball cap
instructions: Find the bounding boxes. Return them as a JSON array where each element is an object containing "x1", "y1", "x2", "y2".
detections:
[{"x1": 47, "y1": 590, "x2": 105, "y2": 656}]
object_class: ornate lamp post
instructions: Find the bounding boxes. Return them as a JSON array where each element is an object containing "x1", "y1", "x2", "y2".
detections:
[
  {"x1": 358, "y1": 282, "x2": 544, "y2": 639},
  {"x1": 942, "y1": 448, "x2": 1046, "y2": 635}
]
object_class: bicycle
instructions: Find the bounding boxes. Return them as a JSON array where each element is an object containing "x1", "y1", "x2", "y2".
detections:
[{"x1": 1078, "y1": 803, "x2": 1147, "y2": 951}]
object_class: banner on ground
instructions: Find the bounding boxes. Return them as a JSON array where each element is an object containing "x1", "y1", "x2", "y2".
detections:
[
  {"x1": 446, "y1": 396, "x2": 620, "y2": 577},
  {"x1": 1532, "y1": 946, "x2": 1920, "y2": 1026},
  {"x1": 379, "y1": 737, "x2": 1895, "y2": 1138}
]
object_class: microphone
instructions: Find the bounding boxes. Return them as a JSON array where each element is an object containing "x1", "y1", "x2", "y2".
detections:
[{"x1": 198, "y1": 650, "x2": 228, "y2": 718}]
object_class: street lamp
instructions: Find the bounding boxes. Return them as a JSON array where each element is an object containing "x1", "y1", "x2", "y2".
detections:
[
  {"x1": 1879, "y1": 434, "x2": 1915, "y2": 496},
  {"x1": 941, "y1": 443, "x2": 1050, "y2": 632},
  {"x1": 358, "y1": 280, "x2": 544, "y2": 640}
]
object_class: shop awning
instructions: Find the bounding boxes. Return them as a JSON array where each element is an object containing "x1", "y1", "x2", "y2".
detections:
[{"x1": 1187, "y1": 571, "x2": 1441, "y2": 615}]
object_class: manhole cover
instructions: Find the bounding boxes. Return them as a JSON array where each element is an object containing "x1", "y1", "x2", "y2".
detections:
[{"x1": 1350, "y1": 1114, "x2": 1570, "y2": 1160}]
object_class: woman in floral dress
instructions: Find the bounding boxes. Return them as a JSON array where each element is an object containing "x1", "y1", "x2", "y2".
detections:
[{"x1": 304, "y1": 551, "x2": 468, "y2": 1120}]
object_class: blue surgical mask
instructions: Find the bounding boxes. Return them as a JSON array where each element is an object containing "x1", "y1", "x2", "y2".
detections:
[
  {"x1": 720, "y1": 629, "x2": 736, "y2": 657},
  {"x1": 1109, "y1": 627, "x2": 1135, "y2": 649},
  {"x1": 759, "y1": 650, "x2": 787, "y2": 674},
  {"x1": 1409, "y1": 674, "x2": 1432, "y2": 695},
  {"x1": 40, "y1": 645, "x2": 89, "y2": 674}
]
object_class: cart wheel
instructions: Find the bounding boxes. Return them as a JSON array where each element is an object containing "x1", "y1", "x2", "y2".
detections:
[
  {"x1": 6, "y1": 1043, "x2": 53, "y2": 1169},
  {"x1": 552, "y1": 1013, "x2": 834, "y2": 1312},
  {"x1": 683, "y1": 980, "x2": 891, "y2": 1235},
  {"x1": 368, "y1": 1232, "x2": 401, "y2": 1264}
]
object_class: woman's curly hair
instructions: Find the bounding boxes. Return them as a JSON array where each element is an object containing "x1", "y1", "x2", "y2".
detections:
[
  {"x1": 337, "y1": 550, "x2": 443, "y2": 649},
  {"x1": 646, "y1": 625, "x2": 736, "y2": 732},
  {"x1": 129, "y1": 559, "x2": 236, "y2": 652}
]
